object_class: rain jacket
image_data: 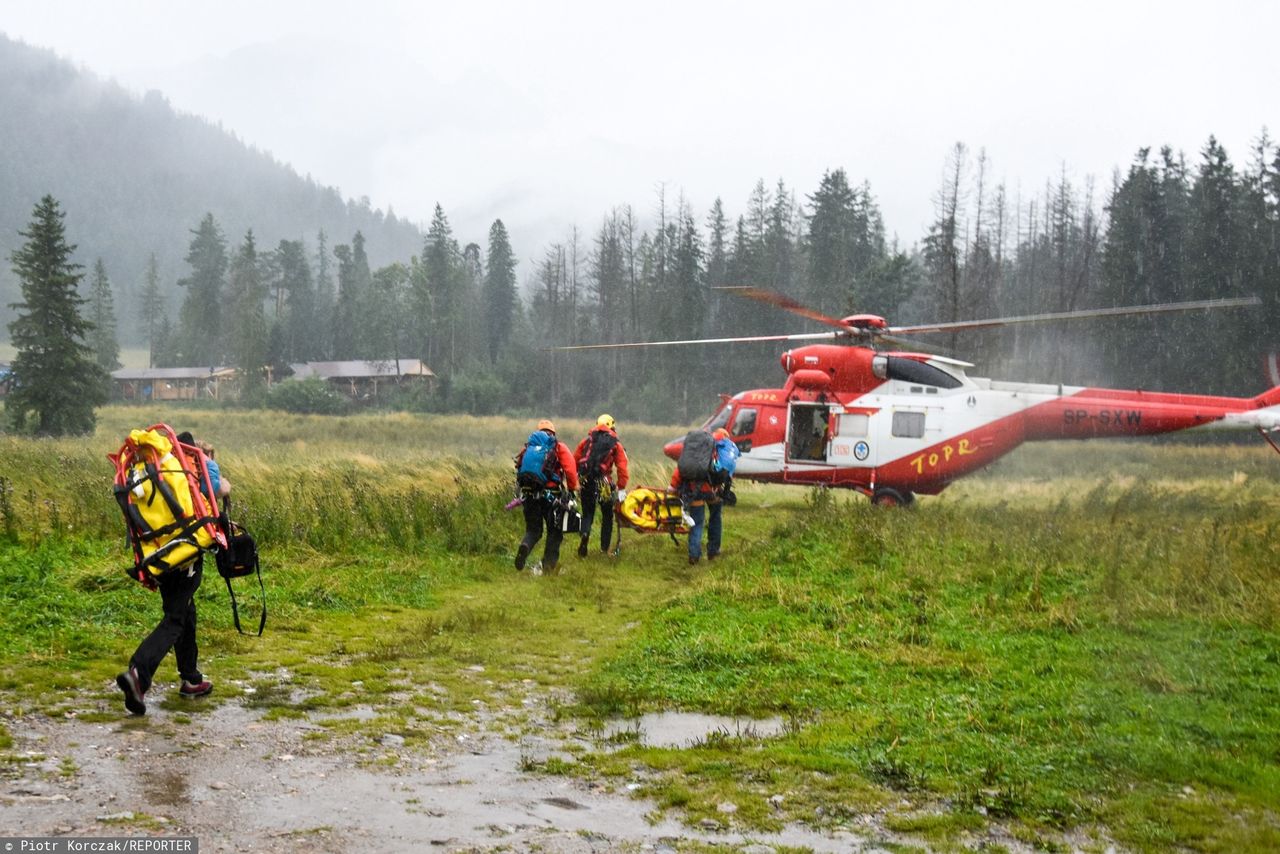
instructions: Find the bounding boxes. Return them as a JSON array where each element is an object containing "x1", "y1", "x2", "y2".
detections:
[{"x1": 573, "y1": 425, "x2": 630, "y2": 488}]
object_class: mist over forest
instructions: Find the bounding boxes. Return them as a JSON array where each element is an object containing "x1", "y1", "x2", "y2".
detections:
[
  {"x1": 0, "y1": 35, "x2": 423, "y2": 332},
  {"x1": 3, "y1": 33, "x2": 1278, "y2": 423}
]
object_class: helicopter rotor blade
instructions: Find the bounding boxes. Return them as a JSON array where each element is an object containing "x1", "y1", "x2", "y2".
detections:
[
  {"x1": 876, "y1": 333, "x2": 952, "y2": 354},
  {"x1": 547, "y1": 331, "x2": 841, "y2": 352},
  {"x1": 714, "y1": 286, "x2": 852, "y2": 330},
  {"x1": 888, "y1": 296, "x2": 1262, "y2": 336}
]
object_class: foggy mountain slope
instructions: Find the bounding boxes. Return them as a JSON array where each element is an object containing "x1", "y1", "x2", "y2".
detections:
[{"x1": 0, "y1": 33, "x2": 425, "y2": 333}]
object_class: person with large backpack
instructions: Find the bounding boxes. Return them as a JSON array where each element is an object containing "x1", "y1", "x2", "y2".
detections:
[
  {"x1": 573, "y1": 413, "x2": 630, "y2": 558},
  {"x1": 113, "y1": 428, "x2": 230, "y2": 715},
  {"x1": 670, "y1": 427, "x2": 731, "y2": 565},
  {"x1": 513, "y1": 419, "x2": 580, "y2": 574}
]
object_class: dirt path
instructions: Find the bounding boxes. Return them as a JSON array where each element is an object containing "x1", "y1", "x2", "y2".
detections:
[{"x1": 2, "y1": 680, "x2": 918, "y2": 853}]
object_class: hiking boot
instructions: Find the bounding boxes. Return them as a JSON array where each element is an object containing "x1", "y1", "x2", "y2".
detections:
[
  {"x1": 688, "y1": 555, "x2": 700, "y2": 565},
  {"x1": 180, "y1": 679, "x2": 213, "y2": 698},
  {"x1": 515, "y1": 542, "x2": 531, "y2": 571},
  {"x1": 116, "y1": 666, "x2": 146, "y2": 716},
  {"x1": 577, "y1": 536, "x2": 589, "y2": 558},
  {"x1": 708, "y1": 552, "x2": 719, "y2": 562}
]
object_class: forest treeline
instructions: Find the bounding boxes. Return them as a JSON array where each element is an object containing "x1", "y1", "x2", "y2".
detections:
[{"x1": 54, "y1": 133, "x2": 1280, "y2": 427}]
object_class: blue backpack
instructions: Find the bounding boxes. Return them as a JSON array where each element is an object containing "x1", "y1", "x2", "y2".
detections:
[
  {"x1": 517, "y1": 431, "x2": 561, "y2": 491},
  {"x1": 711, "y1": 437, "x2": 739, "y2": 485}
]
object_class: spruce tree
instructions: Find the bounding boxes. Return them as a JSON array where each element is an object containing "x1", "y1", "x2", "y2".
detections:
[
  {"x1": 330, "y1": 243, "x2": 359, "y2": 359},
  {"x1": 482, "y1": 219, "x2": 517, "y2": 364},
  {"x1": 152, "y1": 306, "x2": 180, "y2": 368},
  {"x1": 87, "y1": 258, "x2": 121, "y2": 374},
  {"x1": 1188, "y1": 137, "x2": 1251, "y2": 393},
  {"x1": 806, "y1": 169, "x2": 858, "y2": 313},
  {"x1": 365, "y1": 262, "x2": 408, "y2": 364},
  {"x1": 313, "y1": 230, "x2": 334, "y2": 359},
  {"x1": 424, "y1": 206, "x2": 460, "y2": 374},
  {"x1": 177, "y1": 213, "x2": 228, "y2": 366},
  {"x1": 351, "y1": 231, "x2": 374, "y2": 358},
  {"x1": 275, "y1": 239, "x2": 315, "y2": 363},
  {"x1": 672, "y1": 204, "x2": 706, "y2": 342},
  {"x1": 138, "y1": 253, "x2": 165, "y2": 368},
  {"x1": 1100, "y1": 147, "x2": 1194, "y2": 390},
  {"x1": 589, "y1": 216, "x2": 623, "y2": 338},
  {"x1": 459, "y1": 242, "x2": 486, "y2": 365},
  {"x1": 705, "y1": 199, "x2": 729, "y2": 336},
  {"x1": 1251, "y1": 135, "x2": 1280, "y2": 360},
  {"x1": 226, "y1": 231, "x2": 269, "y2": 398},
  {"x1": 6, "y1": 195, "x2": 107, "y2": 435},
  {"x1": 923, "y1": 144, "x2": 966, "y2": 352}
]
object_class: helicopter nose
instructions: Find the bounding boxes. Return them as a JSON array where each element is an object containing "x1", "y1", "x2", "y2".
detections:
[{"x1": 663, "y1": 437, "x2": 683, "y2": 460}]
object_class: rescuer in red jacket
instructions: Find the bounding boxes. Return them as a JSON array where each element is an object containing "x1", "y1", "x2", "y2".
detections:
[
  {"x1": 573, "y1": 414, "x2": 630, "y2": 557},
  {"x1": 513, "y1": 419, "x2": 579, "y2": 574}
]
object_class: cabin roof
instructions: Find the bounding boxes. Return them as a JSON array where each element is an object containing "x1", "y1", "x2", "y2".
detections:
[
  {"x1": 112, "y1": 367, "x2": 236, "y2": 380},
  {"x1": 288, "y1": 359, "x2": 436, "y2": 380}
]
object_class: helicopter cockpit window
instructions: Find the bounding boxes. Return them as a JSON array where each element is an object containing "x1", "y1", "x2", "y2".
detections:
[
  {"x1": 731, "y1": 407, "x2": 757, "y2": 436},
  {"x1": 702, "y1": 406, "x2": 732, "y2": 433},
  {"x1": 884, "y1": 356, "x2": 962, "y2": 389}
]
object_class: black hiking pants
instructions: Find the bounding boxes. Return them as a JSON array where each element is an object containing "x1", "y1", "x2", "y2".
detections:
[
  {"x1": 131, "y1": 557, "x2": 204, "y2": 692},
  {"x1": 521, "y1": 493, "x2": 564, "y2": 569},
  {"x1": 578, "y1": 477, "x2": 615, "y2": 551}
]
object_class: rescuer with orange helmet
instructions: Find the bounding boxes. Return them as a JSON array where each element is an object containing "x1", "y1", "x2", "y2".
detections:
[
  {"x1": 573, "y1": 413, "x2": 630, "y2": 557},
  {"x1": 513, "y1": 419, "x2": 579, "y2": 574}
]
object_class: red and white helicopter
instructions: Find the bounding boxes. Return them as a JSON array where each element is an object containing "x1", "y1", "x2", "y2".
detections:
[{"x1": 559, "y1": 287, "x2": 1280, "y2": 505}]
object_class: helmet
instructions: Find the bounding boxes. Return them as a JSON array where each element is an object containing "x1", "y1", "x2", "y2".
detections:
[
  {"x1": 597, "y1": 413, "x2": 615, "y2": 429},
  {"x1": 537, "y1": 419, "x2": 556, "y2": 434},
  {"x1": 713, "y1": 428, "x2": 731, "y2": 441}
]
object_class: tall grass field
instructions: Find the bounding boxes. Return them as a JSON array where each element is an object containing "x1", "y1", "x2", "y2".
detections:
[{"x1": 2, "y1": 404, "x2": 1278, "y2": 851}]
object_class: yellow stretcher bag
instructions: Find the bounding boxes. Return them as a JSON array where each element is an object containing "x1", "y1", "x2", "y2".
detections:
[
  {"x1": 109, "y1": 424, "x2": 225, "y2": 582},
  {"x1": 617, "y1": 486, "x2": 689, "y2": 534}
]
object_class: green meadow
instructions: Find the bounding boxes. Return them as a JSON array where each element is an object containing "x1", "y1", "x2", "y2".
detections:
[{"x1": 2, "y1": 405, "x2": 1279, "y2": 851}]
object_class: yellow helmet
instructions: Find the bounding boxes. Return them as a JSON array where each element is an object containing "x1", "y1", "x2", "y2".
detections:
[
  {"x1": 537, "y1": 419, "x2": 556, "y2": 434},
  {"x1": 597, "y1": 414, "x2": 615, "y2": 429}
]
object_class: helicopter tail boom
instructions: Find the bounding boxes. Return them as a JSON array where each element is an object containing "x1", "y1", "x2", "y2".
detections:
[{"x1": 1255, "y1": 384, "x2": 1280, "y2": 409}]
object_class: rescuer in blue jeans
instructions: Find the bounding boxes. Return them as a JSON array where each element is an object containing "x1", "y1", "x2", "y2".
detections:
[
  {"x1": 684, "y1": 498, "x2": 722, "y2": 564},
  {"x1": 670, "y1": 469, "x2": 722, "y2": 565}
]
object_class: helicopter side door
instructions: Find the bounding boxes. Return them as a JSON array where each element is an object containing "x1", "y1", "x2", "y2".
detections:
[{"x1": 783, "y1": 402, "x2": 838, "y2": 484}]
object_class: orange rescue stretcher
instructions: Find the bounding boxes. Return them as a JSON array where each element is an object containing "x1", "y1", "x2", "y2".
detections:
[{"x1": 611, "y1": 485, "x2": 690, "y2": 552}]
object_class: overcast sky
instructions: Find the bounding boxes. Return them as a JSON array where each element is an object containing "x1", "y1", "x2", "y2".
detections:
[{"x1": 4, "y1": 1, "x2": 1278, "y2": 262}]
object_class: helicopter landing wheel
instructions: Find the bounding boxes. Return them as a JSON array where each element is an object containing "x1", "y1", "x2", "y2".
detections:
[{"x1": 871, "y1": 488, "x2": 914, "y2": 508}]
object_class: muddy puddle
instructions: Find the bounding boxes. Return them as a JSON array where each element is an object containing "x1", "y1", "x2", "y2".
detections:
[
  {"x1": 0, "y1": 685, "x2": 1019, "y2": 852},
  {"x1": 603, "y1": 712, "x2": 788, "y2": 748}
]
